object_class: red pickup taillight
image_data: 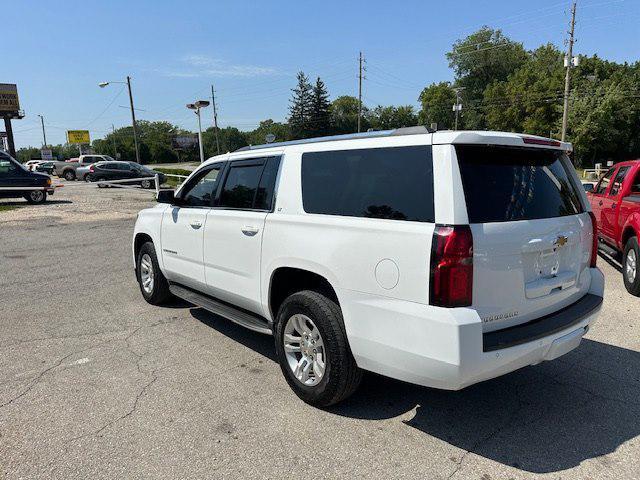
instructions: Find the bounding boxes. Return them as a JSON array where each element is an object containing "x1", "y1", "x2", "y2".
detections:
[
  {"x1": 429, "y1": 225, "x2": 473, "y2": 307},
  {"x1": 89, "y1": 165, "x2": 95, "y2": 172},
  {"x1": 588, "y1": 211, "x2": 598, "y2": 268}
]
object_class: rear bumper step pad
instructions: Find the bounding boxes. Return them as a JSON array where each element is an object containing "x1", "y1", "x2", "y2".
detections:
[{"x1": 483, "y1": 293, "x2": 603, "y2": 352}]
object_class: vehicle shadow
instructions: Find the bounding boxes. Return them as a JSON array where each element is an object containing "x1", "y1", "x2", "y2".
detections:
[
  {"x1": 190, "y1": 308, "x2": 640, "y2": 474},
  {"x1": 0, "y1": 200, "x2": 72, "y2": 206}
]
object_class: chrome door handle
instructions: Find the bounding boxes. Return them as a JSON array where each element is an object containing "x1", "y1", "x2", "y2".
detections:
[
  {"x1": 241, "y1": 226, "x2": 259, "y2": 236},
  {"x1": 190, "y1": 220, "x2": 203, "y2": 229}
]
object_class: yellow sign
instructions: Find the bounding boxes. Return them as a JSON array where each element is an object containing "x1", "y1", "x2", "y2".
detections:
[
  {"x1": 0, "y1": 83, "x2": 20, "y2": 113},
  {"x1": 67, "y1": 130, "x2": 91, "y2": 144}
]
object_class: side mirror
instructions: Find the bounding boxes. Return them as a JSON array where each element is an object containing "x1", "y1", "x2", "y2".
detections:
[{"x1": 156, "y1": 189, "x2": 176, "y2": 204}]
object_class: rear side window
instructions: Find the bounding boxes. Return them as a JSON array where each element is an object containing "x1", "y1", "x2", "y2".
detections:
[
  {"x1": 595, "y1": 168, "x2": 615, "y2": 194},
  {"x1": 456, "y1": 145, "x2": 584, "y2": 223},
  {"x1": 301, "y1": 146, "x2": 434, "y2": 222},
  {"x1": 610, "y1": 166, "x2": 630, "y2": 196}
]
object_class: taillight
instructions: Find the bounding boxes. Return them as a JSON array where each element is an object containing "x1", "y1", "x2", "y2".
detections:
[
  {"x1": 89, "y1": 165, "x2": 94, "y2": 172},
  {"x1": 588, "y1": 211, "x2": 598, "y2": 267},
  {"x1": 429, "y1": 225, "x2": 473, "y2": 307}
]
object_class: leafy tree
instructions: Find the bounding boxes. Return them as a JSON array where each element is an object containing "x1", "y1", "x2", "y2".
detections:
[
  {"x1": 418, "y1": 82, "x2": 457, "y2": 129},
  {"x1": 330, "y1": 95, "x2": 369, "y2": 134},
  {"x1": 203, "y1": 126, "x2": 248, "y2": 155},
  {"x1": 483, "y1": 44, "x2": 565, "y2": 136},
  {"x1": 447, "y1": 27, "x2": 528, "y2": 128},
  {"x1": 371, "y1": 105, "x2": 418, "y2": 130},
  {"x1": 245, "y1": 119, "x2": 290, "y2": 145},
  {"x1": 309, "y1": 77, "x2": 332, "y2": 137},
  {"x1": 288, "y1": 71, "x2": 314, "y2": 139}
]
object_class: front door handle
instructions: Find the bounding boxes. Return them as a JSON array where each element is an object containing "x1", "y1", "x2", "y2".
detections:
[
  {"x1": 241, "y1": 226, "x2": 259, "y2": 236},
  {"x1": 611, "y1": 203, "x2": 617, "y2": 209},
  {"x1": 599, "y1": 200, "x2": 603, "y2": 206},
  {"x1": 190, "y1": 220, "x2": 203, "y2": 229}
]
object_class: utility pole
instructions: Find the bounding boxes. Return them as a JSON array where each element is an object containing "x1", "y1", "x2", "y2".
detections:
[
  {"x1": 111, "y1": 124, "x2": 118, "y2": 158},
  {"x1": 357, "y1": 51, "x2": 365, "y2": 133},
  {"x1": 453, "y1": 87, "x2": 465, "y2": 131},
  {"x1": 126, "y1": 76, "x2": 141, "y2": 163},
  {"x1": 3, "y1": 117, "x2": 16, "y2": 158},
  {"x1": 211, "y1": 85, "x2": 220, "y2": 155},
  {"x1": 561, "y1": 1, "x2": 577, "y2": 142},
  {"x1": 37, "y1": 114, "x2": 47, "y2": 147}
]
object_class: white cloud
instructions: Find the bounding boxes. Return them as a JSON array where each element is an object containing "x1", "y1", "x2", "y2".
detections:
[{"x1": 164, "y1": 54, "x2": 279, "y2": 78}]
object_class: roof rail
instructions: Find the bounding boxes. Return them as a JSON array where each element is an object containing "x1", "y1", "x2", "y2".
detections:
[{"x1": 235, "y1": 126, "x2": 434, "y2": 152}]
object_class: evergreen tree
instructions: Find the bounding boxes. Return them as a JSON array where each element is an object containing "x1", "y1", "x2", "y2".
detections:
[
  {"x1": 288, "y1": 71, "x2": 313, "y2": 139},
  {"x1": 309, "y1": 77, "x2": 331, "y2": 137}
]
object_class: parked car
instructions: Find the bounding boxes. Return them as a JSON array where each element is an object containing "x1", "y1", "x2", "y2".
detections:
[
  {"x1": 0, "y1": 151, "x2": 54, "y2": 204},
  {"x1": 53, "y1": 154, "x2": 112, "y2": 180},
  {"x1": 85, "y1": 161, "x2": 164, "y2": 188},
  {"x1": 586, "y1": 159, "x2": 640, "y2": 295},
  {"x1": 35, "y1": 161, "x2": 56, "y2": 175},
  {"x1": 133, "y1": 128, "x2": 604, "y2": 407},
  {"x1": 24, "y1": 160, "x2": 42, "y2": 171}
]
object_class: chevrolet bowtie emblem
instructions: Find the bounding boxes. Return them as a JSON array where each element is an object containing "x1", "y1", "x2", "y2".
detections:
[{"x1": 554, "y1": 235, "x2": 568, "y2": 248}]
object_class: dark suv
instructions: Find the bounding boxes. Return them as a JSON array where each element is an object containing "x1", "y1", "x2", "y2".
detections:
[
  {"x1": 0, "y1": 151, "x2": 54, "y2": 204},
  {"x1": 86, "y1": 161, "x2": 165, "y2": 189}
]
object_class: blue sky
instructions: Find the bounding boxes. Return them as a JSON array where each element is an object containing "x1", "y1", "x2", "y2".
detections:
[{"x1": 5, "y1": 0, "x2": 639, "y2": 149}]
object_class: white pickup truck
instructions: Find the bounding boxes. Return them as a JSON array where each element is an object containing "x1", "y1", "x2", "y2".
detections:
[
  {"x1": 53, "y1": 154, "x2": 114, "y2": 181},
  {"x1": 133, "y1": 127, "x2": 604, "y2": 407}
]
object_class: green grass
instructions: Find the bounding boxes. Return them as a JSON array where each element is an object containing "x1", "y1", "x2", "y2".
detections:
[
  {"x1": 0, "y1": 205, "x2": 18, "y2": 212},
  {"x1": 154, "y1": 168, "x2": 191, "y2": 188}
]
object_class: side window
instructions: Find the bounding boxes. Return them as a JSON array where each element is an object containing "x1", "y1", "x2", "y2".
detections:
[
  {"x1": 302, "y1": 146, "x2": 435, "y2": 222},
  {"x1": 609, "y1": 166, "x2": 629, "y2": 196},
  {"x1": 182, "y1": 166, "x2": 221, "y2": 207},
  {"x1": 219, "y1": 162, "x2": 264, "y2": 209},
  {"x1": 631, "y1": 170, "x2": 640, "y2": 194},
  {"x1": 595, "y1": 168, "x2": 615, "y2": 194},
  {"x1": 0, "y1": 158, "x2": 17, "y2": 177},
  {"x1": 254, "y1": 157, "x2": 281, "y2": 210}
]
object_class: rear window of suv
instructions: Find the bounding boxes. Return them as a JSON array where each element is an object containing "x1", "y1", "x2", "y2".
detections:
[
  {"x1": 456, "y1": 145, "x2": 584, "y2": 223},
  {"x1": 302, "y1": 146, "x2": 434, "y2": 223}
]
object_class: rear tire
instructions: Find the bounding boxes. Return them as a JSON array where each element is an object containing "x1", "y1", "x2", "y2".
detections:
[
  {"x1": 274, "y1": 290, "x2": 362, "y2": 407},
  {"x1": 136, "y1": 241, "x2": 172, "y2": 305},
  {"x1": 97, "y1": 177, "x2": 107, "y2": 188},
  {"x1": 623, "y1": 237, "x2": 640, "y2": 296},
  {"x1": 24, "y1": 190, "x2": 47, "y2": 204},
  {"x1": 63, "y1": 170, "x2": 75, "y2": 181}
]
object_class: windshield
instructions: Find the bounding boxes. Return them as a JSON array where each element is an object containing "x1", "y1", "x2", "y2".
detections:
[{"x1": 0, "y1": 151, "x2": 28, "y2": 172}]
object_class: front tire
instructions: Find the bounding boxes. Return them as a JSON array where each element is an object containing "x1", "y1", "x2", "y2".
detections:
[
  {"x1": 274, "y1": 290, "x2": 362, "y2": 407},
  {"x1": 63, "y1": 170, "x2": 76, "y2": 181},
  {"x1": 24, "y1": 190, "x2": 47, "y2": 204},
  {"x1": 623, "y1": 237, "x2": 640, "y2": 296},
  {"x1": 141, "y1": 179, "x2": 152, "y2": 189},
  {"x1": 136, "y1": 242, "x2": 172, "y2": 305}
]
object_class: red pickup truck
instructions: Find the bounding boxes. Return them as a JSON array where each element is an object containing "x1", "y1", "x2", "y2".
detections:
[{"x1": 587, "y1": 160, "x2": 640, "y2": 296}]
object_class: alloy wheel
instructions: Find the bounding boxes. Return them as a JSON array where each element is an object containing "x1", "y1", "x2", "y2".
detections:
[
  {"x1": 140, "y1": 253, "x2": 155, "y2": 294},
  {"x1": 626, "y1": 249, "x2": 637, "y2": 284},
  {"x1": 283, "y1": 314, "x2": 326, "y2": 386}
]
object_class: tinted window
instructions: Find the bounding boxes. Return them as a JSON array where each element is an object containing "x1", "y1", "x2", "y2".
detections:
[
  {"x1": 254, "y1": 157, "x2": 281, "y2": 210},
  {"x1": 610, "y1": 166, "x2": 629, "y2": 196},
  {"x1": 595, "y1": 168, "x2": 615, "y2": 194},
  {"x1": 182, "y1": 166, "x2": 221, "y2": 207},
  {"x1": 302, "y1": 146, "x2": 434, "y2": 222},
  {"x1": 219, "y1": 163, "x2": 264, "y2": 209},
  {"x1": 0, "y1": 158, "x2": 17, "y2": 177},
  {"x1": 456, "y1": 145, "x2": 584, "y2": 223}
]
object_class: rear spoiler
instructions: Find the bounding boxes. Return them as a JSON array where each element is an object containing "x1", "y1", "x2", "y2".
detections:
[{"x1": 432, "y1": 131, "x2": 572, "y2": 152}]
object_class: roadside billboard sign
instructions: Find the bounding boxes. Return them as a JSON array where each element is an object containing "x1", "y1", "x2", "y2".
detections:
[
  {"x1": 67, "y1": 130, "x2": 90, "y2": 144},
  {"x1": 172, "y1": 135, "x2": 198, "y2": 149},
  {"x1": 0, "y1": 84, "x2": 20, "y2": 114},
  {"x1": 41, "y1": 148, "x2": 53, "y2": 160}
]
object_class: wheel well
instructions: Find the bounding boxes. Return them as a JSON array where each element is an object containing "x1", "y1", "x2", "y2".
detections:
[
  {"x1": 134, "y1": 233, "x2": 153, "y2": 260},
  {"x1": 269, "y1": 267, "x2": 339, "y2": 320},
  {"x1": 622, "y1": 227, "x2": 637, "y2": 247}
]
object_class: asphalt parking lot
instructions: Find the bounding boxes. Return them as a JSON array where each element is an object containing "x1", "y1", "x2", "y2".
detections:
[{"x1": 1, "y1": 182, "x2": 639, "y2": 479}]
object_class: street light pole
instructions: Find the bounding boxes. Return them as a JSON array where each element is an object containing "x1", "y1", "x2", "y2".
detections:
[
  {"x1": 37, "y1": 114, "x2": 47, "y2": 147},
  {"x1": 99, "y1": 77, "x2": 141, "y2": 163},
  {"x1": 187, "y1": 100, "x2": 210, "y2": 163},
  {"x1": 126, "y1": 76, "x2": 141, "y2": 163}
]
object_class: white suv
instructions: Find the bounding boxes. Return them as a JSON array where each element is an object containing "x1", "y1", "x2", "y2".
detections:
[{"x1": 133, "y1": 127, "x2": 604, "y2": 407}]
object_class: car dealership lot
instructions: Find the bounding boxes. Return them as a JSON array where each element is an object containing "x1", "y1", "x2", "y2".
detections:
[{"x1": 1, "y1": 185, "x2": 639, "y2": 479}]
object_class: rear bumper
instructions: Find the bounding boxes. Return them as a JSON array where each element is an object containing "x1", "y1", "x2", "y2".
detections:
[{"x1": 340, "y1": 267, "x2": 604, "y2": 390}]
